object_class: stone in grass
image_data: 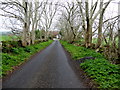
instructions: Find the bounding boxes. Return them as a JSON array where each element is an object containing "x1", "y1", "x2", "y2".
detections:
[{"x1": 76, "y1": 56, "x2": 95, "y2": 63}]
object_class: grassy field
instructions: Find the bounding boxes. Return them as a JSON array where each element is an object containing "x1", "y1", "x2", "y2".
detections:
[{"x1": 0, "y1": 35, "x2": 19, "y2": 41}]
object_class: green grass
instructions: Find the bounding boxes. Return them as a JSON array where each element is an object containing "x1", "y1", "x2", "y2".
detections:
[
  {"x1": 1, "y1": 40, "x2": 53, "y2": 77},
  {"x1": 0, "y1": 35, "x2": 19, "y2": 41},
  {"x1": 61, "y1": 41, "x2": 120, "y2": 88}
]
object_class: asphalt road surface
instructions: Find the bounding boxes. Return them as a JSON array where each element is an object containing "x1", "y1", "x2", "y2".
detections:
[{"x1": 3, "y1": 40, "x2": 86, "y2": 88}]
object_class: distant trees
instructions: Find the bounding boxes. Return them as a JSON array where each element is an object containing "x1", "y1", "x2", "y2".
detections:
[
  {"x1": 39, "y1": 2, "x2": 58, "y2": 40},
  {"x1": 57, "y1": 2, "x2": 81, "y2": 43}
]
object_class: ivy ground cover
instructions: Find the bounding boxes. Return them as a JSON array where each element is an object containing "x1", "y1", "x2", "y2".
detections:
[{"x1": 61, "y1": 41, "x2": 120, "y2": 88}]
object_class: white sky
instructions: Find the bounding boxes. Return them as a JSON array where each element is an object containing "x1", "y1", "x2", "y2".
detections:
[{"x1": 0, "y1": 0, "x2": 119, "y2": 32}]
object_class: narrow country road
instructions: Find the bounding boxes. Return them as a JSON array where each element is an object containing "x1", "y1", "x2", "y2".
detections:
[{"x1": 3, "y1": 40, "x2": 86, "y2": 88}]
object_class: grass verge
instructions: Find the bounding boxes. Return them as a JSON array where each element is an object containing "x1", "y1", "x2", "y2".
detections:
[
  {"x1": 1, "y1": 40, "x2": 53, "y2": 77},
  {"x1": 60, "y1": 41, "x2": 120, "y2": 88}
]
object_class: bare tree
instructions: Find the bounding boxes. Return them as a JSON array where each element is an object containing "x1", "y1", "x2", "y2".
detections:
[
  {"x1": 58, "y1": 2, "x2": 81, "y2": 43},
  {"x1": 30, "y1": 0, "x2": 48, "y2": 44},
  {"x1": 96, "y1": 0, "x2": 112, "y2": 48},
  {"x1": 0, "y1": 0, "x2": 32, "y2": 46},
  {"x1": 31, "y1": 1, "x2": 39, "y2": 44},
  {"x1": 77, "y1": 0, "x2": 112, "y2": 48},
  {"x1": 40, "y1": 1, "x2": 58, "y2": 40},
  {"x1": 0, "y1": 0, "x2": 46, "y2": 46}
]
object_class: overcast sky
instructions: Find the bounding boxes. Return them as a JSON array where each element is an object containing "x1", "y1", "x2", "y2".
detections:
[{"x1": 0, "y1": 0, "x2": 119, "y2": 32}]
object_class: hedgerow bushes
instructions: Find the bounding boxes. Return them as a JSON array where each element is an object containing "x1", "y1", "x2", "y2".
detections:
[
  {"x1": 1, "y1": 40, "x2": 53, "y2": 77},
  {"x1": 61, "y1": 41, "x2": 120, "y2": 88}
]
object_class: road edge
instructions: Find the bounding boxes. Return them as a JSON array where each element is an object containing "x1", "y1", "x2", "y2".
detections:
[
  {"x1": 61, "y1": 45, "x2": 99, "y2": 88},
  {"x1": 2, "y1": 41, "x2": 54, "y2": 81}
]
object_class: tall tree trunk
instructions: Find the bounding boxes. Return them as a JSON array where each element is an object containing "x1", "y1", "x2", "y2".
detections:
[
  {"x1": 21, "y1": 1, "x2": 31, "y2": 46},
  {"x1": 85, "y1": 1, "x2": 90, "y2": 48},
  {"x1": 31, "y1": 29, "x2": 35, "y2": 44},
  {"x1": 22, "y1": 23, "x2": 27, "y2": 46},
  {"x1": 85, "y1": 22, "x2": 90, "y2": 47},
  {"x1": 27, "y1": 2, "x2": 32, "y2": 45},
  {"x1": 89, "y1": 24, "x2": 92, "y2": 46},
  {"x1": 118, "y1": 2, "x2": 120, "y2": 60},
  {"x1": 22, "y1": 1, "x2": 28, "y2": 46},
  {"x1": 31, "y1": 2, "x2": 38, "y2": 44},
  {"x1": 96, "y1": 1, "x2": 104, "y2": 48},
  {"x1": 96, "y1": 0, "x2": 112, "y2": 48},
  {"x1": 96, "y1": 13, "x2": 103, "y2": 48},
  {"x1": 70, "y1": 26, "x2": 76, "y2": 43}
]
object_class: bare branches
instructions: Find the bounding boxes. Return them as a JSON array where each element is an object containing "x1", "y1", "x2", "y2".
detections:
[
  {"x1": 0, "y1": 1, "x2": 25, "y2": 22},
  {"x1": 103, "y1": 15, "x2": 120, "y2": 24}
]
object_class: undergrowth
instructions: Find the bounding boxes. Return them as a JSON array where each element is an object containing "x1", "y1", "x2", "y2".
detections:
[{"x1": 61, "y1": 41, "x2": 120, "y2": 88}]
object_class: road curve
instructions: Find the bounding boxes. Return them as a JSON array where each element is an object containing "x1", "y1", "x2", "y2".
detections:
[{"x1": 3, "y1": 40, "x2": 86, "y2": 88}]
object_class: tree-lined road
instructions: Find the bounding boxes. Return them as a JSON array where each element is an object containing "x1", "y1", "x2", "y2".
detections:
[{"x1": 3, "y1": 40, "x2": 86, "y2": 88}]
